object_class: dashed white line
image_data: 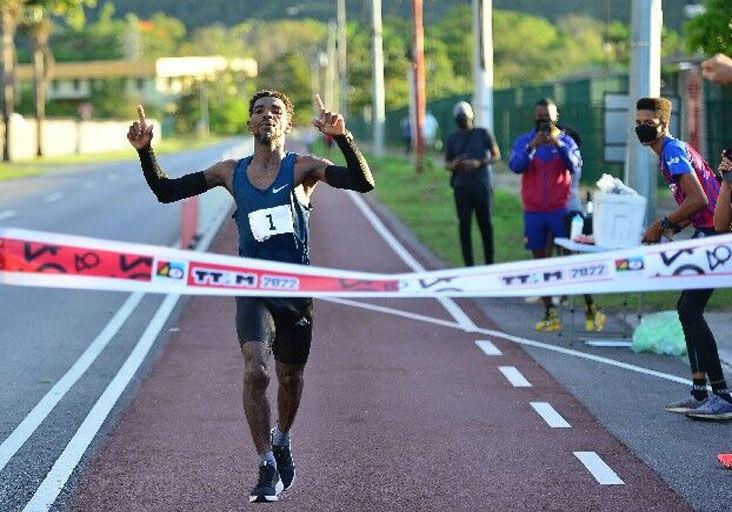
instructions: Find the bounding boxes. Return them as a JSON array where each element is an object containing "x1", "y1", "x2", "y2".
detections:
[
  {"x1": 574, "y1": 451, "x2": 625, "y2": 485},
  {"x1": 107, "y1": 174, "x2": 118, "y2": 182},
  {"x1": 475, "y1": 339, "x2": 502, "y2": 356},
  {"x1": 82, "y1": 182, "x2": 95, "y2": 190},
  {"x1": 321, "y1": 298, "x2": 693, "y2": 387},
  {"x1": 0, "y1": 209, "x2": 18, "y2": 221},
  {"x1": 44, "y1": 192, "x2": 64, "y2": 203},
  {"x1": 498, "y1": 366, "x2": 532, "y2": 387},
  {"x1": 530, "y1": 402, "x2": 571, "y2": 428}
]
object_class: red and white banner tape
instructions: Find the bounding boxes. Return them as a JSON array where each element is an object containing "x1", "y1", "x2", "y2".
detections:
[{"x1": 1, "y1": 228, "x2": 731, "y2": 297}]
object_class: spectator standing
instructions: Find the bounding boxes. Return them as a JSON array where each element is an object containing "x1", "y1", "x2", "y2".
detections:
[
  {"x1": 508, "y1": 98, "x2": 587, "y2": 332},
  {"x1": 636, "y1": 97, "x2": 731, "y2": 420},
  {"x1": 444, "y1": 101, "x2": 500, "y2": 266}
]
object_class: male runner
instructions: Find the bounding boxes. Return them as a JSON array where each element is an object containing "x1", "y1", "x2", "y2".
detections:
[{"x1": 127, "y1": 91, "x2": 374, "y2": 502}]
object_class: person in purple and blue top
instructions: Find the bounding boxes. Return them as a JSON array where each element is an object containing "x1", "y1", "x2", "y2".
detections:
[
  {"x1": 636, "y1": 96, "x2": 731, "y2": 421},
  {"x1": 509, "y1": 98, "x2": 605, "y2": 332}
]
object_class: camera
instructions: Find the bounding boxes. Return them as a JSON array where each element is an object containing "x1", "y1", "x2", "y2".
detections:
[{"x1": 537, "y1": 120, "x2": 551, "y2": 134}]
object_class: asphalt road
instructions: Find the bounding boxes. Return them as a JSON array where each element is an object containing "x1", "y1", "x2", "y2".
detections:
[
  {"x1": 1, "y1": 139, "x2": 728, "y2": 511},
  {"x1": 0, "y1": 139, "x2": 247, "y2": 512}
]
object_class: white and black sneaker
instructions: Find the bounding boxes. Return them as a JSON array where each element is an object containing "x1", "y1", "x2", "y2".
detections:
[
  {"x1": 249, "y1": 461, "x2": 283, "y2": 503},
  {"x1": 272, "y1": 437, "x2": 296, "y2": 491}
]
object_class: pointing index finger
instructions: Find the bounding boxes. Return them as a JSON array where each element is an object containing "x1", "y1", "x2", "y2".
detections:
[
  {"x1": 315, "y1": 95, "x2": 326, "y2": 114},
  {"x1": 137, "y1": 104, "x2": 146, "y2": 124}
]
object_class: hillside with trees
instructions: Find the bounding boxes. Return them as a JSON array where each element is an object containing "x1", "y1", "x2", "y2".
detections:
[{"x1": 83, "y1": 0, "x2": 693, "y2": 31}]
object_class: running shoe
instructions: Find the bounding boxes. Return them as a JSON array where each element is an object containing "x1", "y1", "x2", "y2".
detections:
[
  {"x1": 685, "y1": 394, "x2": 732, "y2": 421},
  {"x1": 271, "y1": 430, "x2": 296, "y2": 491},
  {"x1": 249, "y1": 461, "x2": 283, "y2": 503},
  {"x1": 665, "y1": 395, "x2": 706, "y2": 414},
  {"x1": 718, "y1": 453, "x2": 732, "y2": 470},
  {"x1": 584, "y1": 307, "x2": 607, "y2": 332},
  {"x1": 535, "y1": 308, "x2": 561, "y2": 332}
]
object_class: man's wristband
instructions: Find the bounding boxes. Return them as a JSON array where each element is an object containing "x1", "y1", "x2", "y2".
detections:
[{"x1": 660, "y1": 216, "x2": 679, "y2": 233}]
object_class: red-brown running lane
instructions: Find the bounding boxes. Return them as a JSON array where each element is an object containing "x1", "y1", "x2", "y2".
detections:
[{"x1": 69, "y1": 183, "x2": 692, "y2": 511}]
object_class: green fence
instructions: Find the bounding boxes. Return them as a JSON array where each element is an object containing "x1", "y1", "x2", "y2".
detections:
[
  {"x1": 705, "y1": 81, "x2": 732, "y2": 163},
  {"x1": 350, "y1": 71, "x2": 732, "y2": 185}
]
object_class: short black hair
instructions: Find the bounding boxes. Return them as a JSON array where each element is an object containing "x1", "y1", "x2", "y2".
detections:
[
  {"x1": 535, "y1": 98, "x2": 557, "y2": 108},
  {"x1": 248, "y1": 90, "x2": 294, "y2": 119},
  {"x1": 636, "y1": 97, "x2": 672, "y2": 124}
]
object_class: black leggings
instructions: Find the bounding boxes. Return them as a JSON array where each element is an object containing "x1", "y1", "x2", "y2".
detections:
[
  {"x1": 677, "y1": 288, "x2": 725, "y2": 383},
  {"x1": 453, "y1": 186, "x2": 494, "y2": 266}
]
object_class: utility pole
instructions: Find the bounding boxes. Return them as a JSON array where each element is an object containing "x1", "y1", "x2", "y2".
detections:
[
  {"x1": 326, "y1": 21, "x2": 337, "y2": 111},
  {"x1": 624, "y1": 0, "x2": 662, "y2": 222},
  {"x1": 472, "y1": 0, "x2": 494, "y2": 132},
  {"x1": 372, "y1": 0, "x2": 385, "y2": 155},
  {"x1": 411, "y1": 0, "x2": 426, "y2": 172},
  {"x1": 337, "y1": 0, "x2": 348, "y2": 117}
]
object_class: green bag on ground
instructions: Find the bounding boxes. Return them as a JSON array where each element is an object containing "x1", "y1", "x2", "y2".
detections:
[{"x1": 631, "y1": 310, "x2": 686, "y2": 357}]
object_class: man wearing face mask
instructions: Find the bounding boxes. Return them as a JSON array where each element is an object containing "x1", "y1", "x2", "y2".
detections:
[
  {"x1": 509, "y1": 98, "x2": 584, "y2": 332},
  {"x1": 635, "y1": 97, "x2": 731, "y2": 420},
  {"x1": 445, "y1": 101, "x2": 501, "y2": 266}
]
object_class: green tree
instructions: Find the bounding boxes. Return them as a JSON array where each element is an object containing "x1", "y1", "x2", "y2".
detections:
[
  {"x1": 136, "y1": 11, "x2": 185, "y2": 59},
  {"x1": 22, "y1": 0, "x2": 95, "y2": 156},
  {"x1": 685, "y1": 0, "x2": 732, "y2": 54},
  {"x1": 51, "y1": 2, "x2": 126, "y2": 61},
  {"x1": 0, "y1": 0, "x2": 25, "y2": 161}
]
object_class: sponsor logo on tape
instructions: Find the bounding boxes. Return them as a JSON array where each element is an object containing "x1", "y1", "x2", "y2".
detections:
[
  {"x1": 156, "y1": 260, "x2": 186, "y2": 280},
  {"x1": 615, "y1": 256, "x2": 645, "y2": 272},
  {"x1": 501, "y1": 269, "x2": 563, "y2": 287},
  {"x1": 190, "y1": 266, "x2": 257, "y2": 288}
]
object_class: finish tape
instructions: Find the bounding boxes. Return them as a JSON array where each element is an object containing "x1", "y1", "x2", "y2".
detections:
[{"x1": 1, "y1": 227, "x2": 731, "y2": 298}]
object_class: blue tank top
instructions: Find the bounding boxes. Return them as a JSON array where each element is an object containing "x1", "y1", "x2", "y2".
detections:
[{"x1": 232, "y1": 152, "x2": 311, "y2": 265}]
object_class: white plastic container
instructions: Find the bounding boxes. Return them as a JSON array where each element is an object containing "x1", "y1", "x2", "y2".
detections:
[{"x1": 592, "y1": 190, "x2": 647, "y2": 248}]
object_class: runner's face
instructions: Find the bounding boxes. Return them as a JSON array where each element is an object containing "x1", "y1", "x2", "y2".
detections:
[{"x1": 249, "y1": 97, "x2": 291, "y2": 144}]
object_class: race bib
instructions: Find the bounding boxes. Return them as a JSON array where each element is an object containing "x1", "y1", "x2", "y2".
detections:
[{"x1": 248, "y1": 205, "x2": 295, "y2": 242}]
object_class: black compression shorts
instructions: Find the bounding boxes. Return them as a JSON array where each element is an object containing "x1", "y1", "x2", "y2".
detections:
[{"x1": 235, "y1": 297, "x2": 314, "y2": 365}]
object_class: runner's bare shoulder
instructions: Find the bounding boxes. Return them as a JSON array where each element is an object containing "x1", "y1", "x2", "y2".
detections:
[{"x1": 204, "y1": 159, "x2": 238, "y2": 192}]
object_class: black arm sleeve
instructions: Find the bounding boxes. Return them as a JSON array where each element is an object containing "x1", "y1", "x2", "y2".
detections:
[
  {"x1": 137, "y1": 145, "x2": 208, "y2": 203},
  {"x1": 324, "y1": 132, "x2": 375, "y2": 193}
]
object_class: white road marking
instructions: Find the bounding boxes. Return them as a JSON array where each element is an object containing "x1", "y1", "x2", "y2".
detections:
[
  {"x1": 44, "y1": 192, "x2": 64, "y2": 203},
  {"x1": 82, "y1": 182, "x2": 95, "y2": 190},
  {"x1": 0, "y1": 209, "x2": 18, "y2": 221},
  {"x1": 574, "y1": 451, "x2": 625, "y2": 485},
  {"x1": 20, "y1": 145, "x2": 238, "y2": 511},
  {"x1": 321, "y1": 297, "x2": 692, "y2": 386},
  {"x1": 584, "y1": 340, "x2": 633, "y2": 348},
  {"x1": 475, "y1": 339, "x2": 502, "y2": 356},
  {"x1": 22, "y1": 293, "x2": 181, "y2": 512},
  {"x1": 107, "y1": 174, "x2": 118, "y2": 182},
  {"x1": 343, "y1": 192, "x2": 693, "y2": 387},
  {"x1": 530, "y1": 402, "x2": 571, "y2": 428},
  {"x1": 347, "y1": 191, "x2": 479, "y2": 332},
  {"x1": 499, "y1": 366, "x2": 532, "y2": 387},
  {"x1": 0, "y1": 292, "x2": 146, "y2": 473}
]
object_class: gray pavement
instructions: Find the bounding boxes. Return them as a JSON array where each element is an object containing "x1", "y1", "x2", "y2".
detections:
[{"x1": 0, "y1": 139, "x2": 246, "y2": 512}]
